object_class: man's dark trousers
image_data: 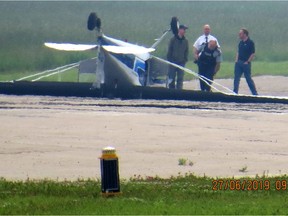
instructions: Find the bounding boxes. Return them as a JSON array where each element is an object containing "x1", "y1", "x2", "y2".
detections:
[
  {"x1": 234, "y1": 60, "x2": 257, "y2": 95},
  {"x1": 198, "y1": 62, "x2": 214, "y2": 92},
  {"x1": 168, "y1": 63, "x2": 185, "y2": 89}
]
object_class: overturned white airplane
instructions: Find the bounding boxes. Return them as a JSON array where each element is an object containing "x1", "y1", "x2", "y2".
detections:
[
  {"x1": 45, "y1": 13, "x2": 183, "y2": 90},
  {"x1": 44, "y1": 13, "x2": 211, "y2": 92}
]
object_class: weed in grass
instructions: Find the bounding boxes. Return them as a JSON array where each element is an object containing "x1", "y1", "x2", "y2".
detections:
[
  {"x1": 239, "y1": 165, "x2": 248, "y2": 172},
  {"x1": 262, "y1": 170, "x2": 270, "y2": 178},
  {"x1": 188, "y1": 161, "x2": 194, "y2": 167},
  {"x1": 178, "y1": 158, "x2": 187, "y2": 166},
  {"x1": 178, "y1": 158, "x2": 194, "y2": 167}
]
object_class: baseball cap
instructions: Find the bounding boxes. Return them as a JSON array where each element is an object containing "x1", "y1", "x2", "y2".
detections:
[{"x1": 179, "y1": 24, "x2": 188, "y2": 30}]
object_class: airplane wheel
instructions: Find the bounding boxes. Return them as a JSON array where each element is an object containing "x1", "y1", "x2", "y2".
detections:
[
  {"x1": 170, "y1": 17, "x2": 179, "y2": 36},
  {"x1": 87, "y1": 12, "x2": 98, "y2": 31},
  {"x1": 95, "y1": 17, "x2": 101, "y2": 29}
]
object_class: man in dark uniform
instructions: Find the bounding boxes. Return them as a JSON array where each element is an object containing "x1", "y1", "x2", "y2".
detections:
[
  {"x1": 197, "y1": 40, "x2": 222, "y2": 92},
  {"x1": 234, "y1": 28, "x2": 258, "y2": 95},
  {"x1": 167, "y1": 25, "x2": 189, "y2": 89}
]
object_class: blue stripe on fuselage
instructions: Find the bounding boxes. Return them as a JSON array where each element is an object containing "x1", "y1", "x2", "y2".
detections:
[{"x1": 98, "y1": 36, "x2": 146, "y2": 84}]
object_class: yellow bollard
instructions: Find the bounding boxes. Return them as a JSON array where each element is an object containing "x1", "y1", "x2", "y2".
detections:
[{"x1": 100, "y1": 146, "x2": 121, "y2": 196}]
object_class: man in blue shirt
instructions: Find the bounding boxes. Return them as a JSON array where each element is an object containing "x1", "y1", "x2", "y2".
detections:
[{"x1": 234, "y1": 28, "x2": 258, "y2": 95}]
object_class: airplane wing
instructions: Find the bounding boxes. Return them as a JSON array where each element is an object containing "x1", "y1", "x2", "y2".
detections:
[
  {"x1": 45, "y1": 42, "x2": 155, "y2": 54},
  {"x1": 102, "y1": 46, "x2": 155, "y2": 54},
  {"x1": 44, "y1": 43, "x2": 98, "y2": 51}
]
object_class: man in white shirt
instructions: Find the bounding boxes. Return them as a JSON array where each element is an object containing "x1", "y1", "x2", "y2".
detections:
[{"x1": 193, "y1": 24, "x2": 220, "y2": 62}]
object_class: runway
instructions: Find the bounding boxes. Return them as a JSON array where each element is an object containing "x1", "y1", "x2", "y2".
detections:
[{"x1": 0, "y1": 94, "x2": 287, "y2": 180}]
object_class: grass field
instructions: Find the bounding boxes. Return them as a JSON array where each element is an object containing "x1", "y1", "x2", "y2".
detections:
[
  {"x1": 0, "y1": 1, "x2": 288, "y2": 77},
  {"x1": 1, "y1": 174, "x2": 288, "y2": 215}
]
